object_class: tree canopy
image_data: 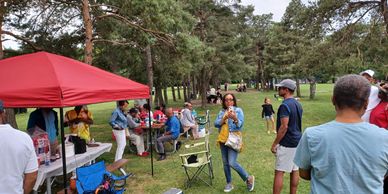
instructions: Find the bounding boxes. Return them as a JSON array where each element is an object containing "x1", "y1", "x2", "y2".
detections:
[{"x1": 2, "y1": 0, "x2": 388, "y2": 104}]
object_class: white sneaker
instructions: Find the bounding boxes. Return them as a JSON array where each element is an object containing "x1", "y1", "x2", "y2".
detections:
[{"x1": 224, "y1": 183, "x2": 234, "y2": 192}]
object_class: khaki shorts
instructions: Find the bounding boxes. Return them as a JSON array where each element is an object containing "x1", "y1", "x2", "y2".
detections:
[{"x1": 275, "y1": 145, "x2": 299, "y2": 173}]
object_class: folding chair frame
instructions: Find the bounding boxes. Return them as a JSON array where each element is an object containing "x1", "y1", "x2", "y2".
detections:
[
  {"x1": 179, "y1": 133, "x2": 214, "y2": 189},
  {"x1": 180, "y1": 151, "x2": 214, "y2": 189}
]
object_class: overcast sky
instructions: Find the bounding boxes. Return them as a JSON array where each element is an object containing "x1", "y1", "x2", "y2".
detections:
[
  {"x1": 240, "y1": 0, "x2": 291, "y2": 21},
  {"x1": 240, "y1": 0, "x2": 312, "y2": 21}
]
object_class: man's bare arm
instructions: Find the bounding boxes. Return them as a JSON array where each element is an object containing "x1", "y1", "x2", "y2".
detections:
[
  {"x1": 23, "y1": 171, "x2": 37, "y2": 194},
  {"x1": 299, "y1": 168, "x2": 311, "y2": 180}
]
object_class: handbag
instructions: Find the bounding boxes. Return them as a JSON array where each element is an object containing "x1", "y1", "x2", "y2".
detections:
[
  {"x1": 69, "y1": 135, "x2": 87, "y2": 154},
  {"x1": 225, "y1": 131, "x2": 243, "y2": 152}
]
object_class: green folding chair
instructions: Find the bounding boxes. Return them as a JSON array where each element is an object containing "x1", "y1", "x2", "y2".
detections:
[{"x1": 179, "y1": 132, "x2": 214, "y2": 189}]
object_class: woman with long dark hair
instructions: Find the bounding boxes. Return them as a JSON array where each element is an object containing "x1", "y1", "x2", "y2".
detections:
[{"x1": 215, "y1": 93, "x2": 255, "y2": 192}]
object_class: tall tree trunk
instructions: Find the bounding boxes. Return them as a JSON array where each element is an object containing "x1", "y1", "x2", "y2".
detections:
[
  {"x1": 308, "y1": 77, "x2": 317, "y2": 100},
  {"x1": 191, "y1": 75, "x2": 197, "y2": 100},
  {"x1": 171, "y1": 86, "x2": 176, "y2": 102},
  {"x1": 153, "y1": 85, "x2": 159, "y2": 105},
  {"x1": 82, "y1": 0, "x2": 93, "y2": 64},
  {"x1": 177, "y1": 85, "x2": 182, "y2": 100},
  {"x1": 0, "y1": 5, "x2": 17, "y2": 128},
  {"x1": 145, "y1": 44, "x2": 153, "y2": 95},
  {"x1": 196, "y1": 79, "x2": 201, "y2": 98},
  {"x1": 163, "y1": 87, "x2": 168, "y2": 105},
  {"x1": 197, "y1": 10, "x2": 208, "y2": 108},
  {"x1": 154, "y1": 85, "x2": 164, "y2": 106},
  {"x1": 296, "y1": 79, "x2": 301, "y2": 97},
  {"x1": 183, "y1": 82, "x2": 188, "y2": 102},
  {"x1": 381, "y1": 0, "x2": 388, "y2": 35},
  {"x1": 256, "y1": 43, "x2": 265, "y2": 90},
  {"x1": 200, "y1": 69, "x2": 207, "y2": 108},
  {"x1": 256, "y1": 64, "x2": 260, "y2": 90},
  {"x1": 186, "y1": 76, "x2": 191, "y2": 103}
]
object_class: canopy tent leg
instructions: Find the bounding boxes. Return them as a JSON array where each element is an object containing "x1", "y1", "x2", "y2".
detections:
[
  {"x1": 147, "y1": 98, "x2": 154, "y2": 177},
  {"x1": 59, "y1": 108, "x2": 68, "y2": 194}
]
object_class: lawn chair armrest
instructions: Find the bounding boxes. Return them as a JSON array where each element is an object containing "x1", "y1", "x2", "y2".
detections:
[
  {"x1": 110, "y1": 173, "x2": 130, "y2": 181},
  {"x1": 106, "y1": 159, "x2": 129, "y2": 172},
  {"x1": 184, "y1": 142, "x2": 205, "y2": 149},
  {"x1": 179, "y1": 150, "x2": 208, "y2": 157}
]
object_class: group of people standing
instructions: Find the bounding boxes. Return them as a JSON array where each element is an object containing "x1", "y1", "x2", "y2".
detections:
[
  {"x1": 269, "y1": 74, "x2": 387, "y2": 194},
  {"x1": 215, "y1": 72, "x2": 387, "y2": 193},
  {"x1": 216, "y1": 79, "x2": 303, "y2": 193}
]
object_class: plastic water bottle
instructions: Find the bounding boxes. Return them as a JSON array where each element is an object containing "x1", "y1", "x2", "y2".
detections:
[
  {"x1": 44, "y1": 153, "x2": 50, "y2": 166},
  {"x1": 145, "y1": 117, "x2": 150, "y2": 127}
]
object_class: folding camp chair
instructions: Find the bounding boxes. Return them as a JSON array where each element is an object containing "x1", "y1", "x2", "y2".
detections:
[
  {"x1": 196, "y1": 110, "x2": 211, "y2": 131},
  {"x1": 179, "y1": 132, "x2": 214, "y2": 189},
  {"x1": 76, "y1": 161, "x2": 130, "y2": 194}
]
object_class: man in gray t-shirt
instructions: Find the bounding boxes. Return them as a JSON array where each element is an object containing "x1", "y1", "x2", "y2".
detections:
[{"x1": 180, "y1": 102, "x2": 199, "y2": 139}]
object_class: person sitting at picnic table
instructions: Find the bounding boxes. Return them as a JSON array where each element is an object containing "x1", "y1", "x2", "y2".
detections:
[
  {"x1": 127, "y1": 108, "x2": 149, "y2": 157},
  {"x1": 139, "y1": 103, "x2": 153, "y2": 121},
  {"x1": 153, "y1": 104, "x2": 166, "y2": 121},
  {"x1": 64, "y1": 105, "x2": 93, "y2": 142},
  {"x1": 180, "y1": 102, "x2": 199, "y2": 139},
  {"x1": 110, "y1": 100, "x2": 129, "y2": 161},
  {"x1": 156, "y1": 108, "x2": 180, "y2": 161}
]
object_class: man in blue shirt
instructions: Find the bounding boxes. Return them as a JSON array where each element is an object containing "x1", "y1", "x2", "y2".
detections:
[
  {"x1": 294, "y1": 75, "x2": 388, "y2": 194},
  {"x1": 156, "y1": 107, "x2": 180, "y2": 161},
  {"x1": 271, "y1": 79, "x2": 303, "y2": 194}
]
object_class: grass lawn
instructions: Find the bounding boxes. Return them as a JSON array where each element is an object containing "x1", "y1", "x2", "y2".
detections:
[{"x1": 16, "y1": 84, "x2": 336, "y2": 194}]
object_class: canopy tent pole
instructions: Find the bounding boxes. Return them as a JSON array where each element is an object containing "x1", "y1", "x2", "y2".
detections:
[
  {"x1": 147, "y1": 98, "x2": 154, "y2": 176},
  {"x1": 59, "y1": 108, "x2": 68, "y2": 193}
]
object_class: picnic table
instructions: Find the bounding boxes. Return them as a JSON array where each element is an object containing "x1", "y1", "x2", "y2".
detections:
[{"x1": 141, "y1": 123, "x2": 165, "y2": 152}]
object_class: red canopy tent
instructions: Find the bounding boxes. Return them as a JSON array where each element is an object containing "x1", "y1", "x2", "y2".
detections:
[
  {"x1": 0, "y1": 51, "x2": 152, "y2": 192},
  {"x1": 0, "y1": 51, "x2": 149, "y2": 107}
]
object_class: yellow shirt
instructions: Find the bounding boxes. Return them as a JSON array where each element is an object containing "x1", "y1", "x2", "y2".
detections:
[{"x1": 65, "y1": 109, "x2": 93, "y2": 142}]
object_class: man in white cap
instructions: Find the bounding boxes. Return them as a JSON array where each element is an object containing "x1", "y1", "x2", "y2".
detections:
[
  {"x1": 360, "y1": 70, "x2": 380, "y2": 122},
  {"x1": 271, "y1": 79, "x2": 303, "y2": 194},
  {"x1": 0, "y1": 100, "x2": 38, "y2": 193}
]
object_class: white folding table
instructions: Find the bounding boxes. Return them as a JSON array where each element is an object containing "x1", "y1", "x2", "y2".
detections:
[{"x1": 33, "y1": 143, "x2": 112, "y2": 194}]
